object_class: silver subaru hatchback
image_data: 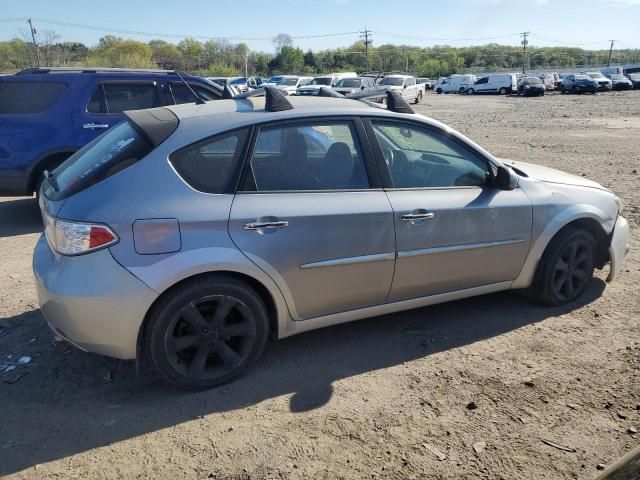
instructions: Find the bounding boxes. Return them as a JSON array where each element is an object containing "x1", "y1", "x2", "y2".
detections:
[{"x1": 33, "y1": 89, "x2": 630, "y2": 389}]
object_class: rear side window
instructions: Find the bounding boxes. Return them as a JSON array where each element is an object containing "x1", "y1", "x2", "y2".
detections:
[
  {"x1": 0, "y1": 82, "x2": 67, "y2": 114},
  {"x1": 169, "y1": 129, "x2": 248, "y2": 193},
  {"x1": 87, "y1": 83, "x2": 159, "y2": 114},
  {"x1": 48, "y1": 121, "x2": 153, "y2": 199},
  {"x1": 246, "y1": 123, "x2": 369, "y2": 191}
]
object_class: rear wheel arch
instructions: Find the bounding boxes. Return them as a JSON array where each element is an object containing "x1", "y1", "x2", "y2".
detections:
[{"x1": 137, "y1": 271, "x2": 279, "y2": 361}]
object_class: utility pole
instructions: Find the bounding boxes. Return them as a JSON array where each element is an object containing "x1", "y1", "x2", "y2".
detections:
[
  {"x1": 245, "y1": 53, "x2": 248, "y2": 77},
  {"x1": 360, "y1": 27, "x2": 372, "y2": 73},
  {"x1": 520, "y1": 31, "x2": 529, "y2": 75},
  {"x1": 27, "y1": 18, "x2": 40, "y2": 67},
  {"x1": 607, "y1": 40, "x2": 616, "y2": 67}
]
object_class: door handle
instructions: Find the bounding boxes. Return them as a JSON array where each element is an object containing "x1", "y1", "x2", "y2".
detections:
[
  {"x1": 401, "y1": 212, "x2": 435, "y2": 221},
  {"x1": 82, "y1": 123, "x2": 109, "y2": 130},
  {"x1": 244, "y1": 220, "x2": 289, "y2": 230}
]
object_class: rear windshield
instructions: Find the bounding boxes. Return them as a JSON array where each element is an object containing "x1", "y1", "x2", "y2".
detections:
[
  {"x1": 380, "y1": 77, "x2": 404, "y2": 86},
  {"x1": 47, "y1": 121, "x2": 152, "y2": 199},
  {"x1": 629, "y1": 74, "x2": 640, "y2": 80},
  {"x1": 310, "y1": 78, "x2": 333, "y2": 86},
  {"x1": 0, "y1": 81, "x2": 67, "y2": 114}
]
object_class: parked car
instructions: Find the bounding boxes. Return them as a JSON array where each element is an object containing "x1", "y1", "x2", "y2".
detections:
[
  {"x1": 539, "y1": 73, "x2": 556, "y2": 91},
  {"x1": 379, "y1": 74, "x2": 423, "y2": 103},
  {"x1": 627, "y1": 73, "x2": 640, "y2": 89},
  {"x1": 247, "y1": 76, "x2": 265, "y2": 89},
  {"x1": 333, "y1": 76, "x2": 381, "y2": 98},
  {"x1": 33, "y1": 88, "x2": 629, "y2": 389},
  {"x1": 275, "y1": 76, "x2": 313, "y2": 95},
  {"x1": 296, "y1": 72, "x2": 357, "y2": 96},
  {"x1": 562, "y1": 74, "x2": 599, "y2": 94},
  {"x1": 207, "y1": 77, "x2": 228, "y2": 87},
  {"x1": 0, "y1": 67, "x2": 223, "y2": 197},
  {"x1": 227, "y1": 77, "x2": 250, "y2": 93},
  {"x1": 557, "y1": 73, "x2": 572, "y2": 91},
  {"x1": 466, "y1": 73, "x2": 517, "y2": 95},
  {"x1": 435, "y1": 74, "x2": 477, "y2": 94},
  {"x1": 518, "y1": 77, "x2": 546, "y2": 96},
  {"x1": 416, "y1": 77, "x2": 435, "y2": 90},
  {"x1": 606, "y1": 73, "x2": 633, "y2": 90},
  {"x1": 584, "y1": 72, "x2": 613, "y2": 91},
  {"x1": 261, "y1": 75, "x2": 287, "y2": 87}
]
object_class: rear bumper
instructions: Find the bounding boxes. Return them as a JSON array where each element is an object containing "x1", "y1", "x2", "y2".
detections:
[
  {"x1": 0, "y1": 174, "x2": 30, "y2": 196},
  {"x1": 33, "y1": 234, "x2": 158, "y2": 359},
  {"x1": 607, "y1": 215, "x2": 630, "y2": 282}
]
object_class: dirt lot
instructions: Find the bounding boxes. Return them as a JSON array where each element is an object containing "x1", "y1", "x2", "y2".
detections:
[{"x1": 1, "y1": 90, "x2": 639, "y2": 480}]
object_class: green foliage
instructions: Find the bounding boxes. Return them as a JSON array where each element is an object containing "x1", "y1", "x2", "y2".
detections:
[{"x1": 1, "y1": 31, "x2": 639, "y2": 78}]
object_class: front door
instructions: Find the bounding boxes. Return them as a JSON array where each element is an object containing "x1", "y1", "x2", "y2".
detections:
[
  {"x1": 228, "y1": 119, "x2": 396, "y2": 320},
  {"x1": 368, "y1": 119, "x2": 533, "y2": 302}
]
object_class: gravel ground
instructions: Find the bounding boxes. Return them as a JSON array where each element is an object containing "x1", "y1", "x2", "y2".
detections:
[{"x1": 0, "y1": 90, "x2": 639, "y2": 480}]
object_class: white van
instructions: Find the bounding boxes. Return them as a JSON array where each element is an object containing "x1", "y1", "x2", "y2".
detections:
[
  {"x1": 296, "y1": 72, "x2": 357, "y2": 96},
  {"x1": 435, "y1": 74, "x2": 477, "y2": 94},
  {"x1": 466, "y1": 73, "x2": 517, "y2": 95}
]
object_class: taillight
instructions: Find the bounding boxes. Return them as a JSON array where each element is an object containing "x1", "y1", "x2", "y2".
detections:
[{"x1": 42, "y1": 210, "x2": 118, "y2": 255}]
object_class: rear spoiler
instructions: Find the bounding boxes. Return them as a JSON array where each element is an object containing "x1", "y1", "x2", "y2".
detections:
[{"x1": 124, "y1": 107, "x2": 179, "y2": 147}]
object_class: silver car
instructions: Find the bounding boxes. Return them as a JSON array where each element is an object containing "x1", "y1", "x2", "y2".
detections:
[{"x1": 33, "y1": 89, "x2": 630, "y2": 390}]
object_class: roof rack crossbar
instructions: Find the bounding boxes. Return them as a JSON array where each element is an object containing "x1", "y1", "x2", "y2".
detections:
[{"x1": 16, "y1": 67, "x2": 179, "y2": 75}]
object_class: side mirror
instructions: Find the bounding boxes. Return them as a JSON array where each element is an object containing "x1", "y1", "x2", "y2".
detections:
[
  {"x1": 495, "y1": 165, "x2": 518, "y2": 190},
  {"x1": 361, "y1": 85, "x2": 366, "y2": 90}
]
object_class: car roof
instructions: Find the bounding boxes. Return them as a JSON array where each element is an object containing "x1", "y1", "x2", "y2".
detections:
[{"x1": 160, "y1": 96, "x2": 430, "y2": 147}]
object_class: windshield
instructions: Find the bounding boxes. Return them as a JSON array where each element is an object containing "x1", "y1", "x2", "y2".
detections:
[
  {"x1": 610, "y1": 74, "x2": 626, "y2": 80},
  {"x1": 629, "y1": 74, "x2": 640, "y2": 80},
  {"x1": 310, "y1": 77, "x2": 333, "y2": 86},
  {"x1": 380, "y1": 77, "x2": 404, "y2": 86},
  {"x1": 588, "y1": 73, "x2": 606, "y2": 79},
  {"x1": 524, "y1": 78, "x2": 542, "y2": 85},
  {"x1": 229, "y1": 77, "x2": 247, "y2": 85},
  {"x1": 268, "y1": 76, "x2": 284, "y2": 83},
  {"x1": 279, "y1": 78, "x2": 298, "y2": 86},
  {"x1": 336, "y1": 78, "x2": 362, "y2": 88},
  {"x1": 575, "y1": 75, "x2": 591, "y2": 81},
  {"x1": 48, "y1": 121, "x2": 153, "y2": 199}
]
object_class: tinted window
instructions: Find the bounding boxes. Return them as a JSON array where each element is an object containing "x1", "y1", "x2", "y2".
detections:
[
  {"x1": 476, "y1": 77, "x2": 489, "y2": 84},
  {"x1": 380, "y1": 77, "x2": 404, "y2": 86},
  {"x1": 88, "y1": 83, "x2": 158, "y2": 114},
  {"x1": 170, "y1": 83, "x2": 219, "y2": 104},
  {"x1": 169, "y1": 129, "x2": 248, "y2": 194},
  {"x1": 50, "y1": 121, "x2": 152, "y2": 198},
  {"x1": 372, "y1": 122, "x2": 488, "y2": 188},
  {"x1": 336, "y1": 78, "x2": 361, "y2": 88},
  {"x1": 0, "y1": 81, "x2": 67, "y2": 114},
  {"x1": 310, "y1": 78, "x2": 333, "y2": 86},
  {"x1": 247, "y1": 123, "x2": 369, "y2": 191}
]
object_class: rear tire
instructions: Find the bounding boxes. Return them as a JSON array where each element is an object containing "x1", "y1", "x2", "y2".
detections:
[
  {"x1": 499, "y1": 87, "x2": 507, "y2": 95},
  {"x1": 436, "y1": 88, "x2": 442, "y2": 94},
  {"x1": 458, "y1": 87, "x2": 466, "y2": 94},
  {"x1": 530, "y1": 227, "x2": 597, "y2": 306},
  {"x1": 144, "y1": 275, "x2": 269, "y2": 390},
  {"x1": 415, "y1": 91, "x2": 423, "y2": 104},
  {"x1": 467, "y1": 88, "x2": 475, "y2": 95}
]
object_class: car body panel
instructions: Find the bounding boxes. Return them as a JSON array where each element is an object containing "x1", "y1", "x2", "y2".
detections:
[
  {"x1": 385, "y1": 187, "x2": 532, "y2": 301},
  {"x1": 607, "y1": 215, "x2": 630, "y2": 282},
  {"x1": 228, "y1": 191, "x2": 396, "y2": 319}
]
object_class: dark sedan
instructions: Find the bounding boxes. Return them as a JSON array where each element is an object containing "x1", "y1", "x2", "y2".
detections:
[
  {"x1": 518, "y1": 77, "x2": 545, "y2": 96},
  {"x1": 607, "y1": 73, "x2": 633, "y2": 90},
  {"x1": 628, "y1": 73, "x2": 640, "y2": 89}
]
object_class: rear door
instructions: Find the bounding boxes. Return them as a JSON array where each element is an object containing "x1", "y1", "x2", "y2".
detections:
[
  {"x1": 73, "y1": 80, "x2": 162, "y2": 145},
  {"x1": 228, "y1": 117, "x2": 396, "y2": 320},
  {"x1": 366, "y1": 118, "x2": 532, "y2": 302}
]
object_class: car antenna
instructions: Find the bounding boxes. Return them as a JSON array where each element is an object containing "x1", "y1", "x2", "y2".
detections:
[
  {"x1": 173, "y1": 70, "x2": 206, "y2": 105},
  {"x1": 385, "y1": 90, "x2": 415, "y2": 114},
  {"x1": 317, "y1": 87, "x2": 343, "y2": 98}
]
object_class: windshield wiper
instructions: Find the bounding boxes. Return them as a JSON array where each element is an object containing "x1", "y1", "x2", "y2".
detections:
[{"x1": 43, "y1": 170, "x2": 59, "y2": 192}]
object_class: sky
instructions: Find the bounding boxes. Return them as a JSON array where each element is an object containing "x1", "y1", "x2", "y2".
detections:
[{"x1": 1, "y1": 0, "x2": 639, "y2": 52}]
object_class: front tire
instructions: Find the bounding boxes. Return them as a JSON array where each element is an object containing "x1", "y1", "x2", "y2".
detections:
[
  {"x1": 415, "y1": 91, "x2": 423, "y2": 104},
  {"x1": 499, "y1": 87, "x2": 507, "y2": 95},
  {"x1": 530, "y1": 227, "x2": 597, "y2": 306},
  {"x1": 467, "y1": 88, "x2": 475, "y2": 95},
  {"x1": 144, "y1": 275, "x2": 269, "y2": 390},
  {"x1": 436, "y1": 88, "x2": 442, "y2": 94}
]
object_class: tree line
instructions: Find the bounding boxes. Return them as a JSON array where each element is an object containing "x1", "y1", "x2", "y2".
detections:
[{"x1": 1, "y1": 32, "x2": 638, "y2": 78}]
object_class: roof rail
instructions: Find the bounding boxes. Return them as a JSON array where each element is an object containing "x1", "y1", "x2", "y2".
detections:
[{"x1": 16, "y1": 67, "x2": 181, "y2": 75}]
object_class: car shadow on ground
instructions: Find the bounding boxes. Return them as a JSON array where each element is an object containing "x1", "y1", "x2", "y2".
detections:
[
  {"x1": 0, "y1": 280, "x2": 606, "y2": 475},
  {"x1": 0, "y1": 197, "x2": 41, "y2": 238}
]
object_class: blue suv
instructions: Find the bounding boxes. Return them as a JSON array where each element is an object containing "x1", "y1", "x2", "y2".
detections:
[{"x1": 0, "y1": 68, "x2": 223, "y2": 196}]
